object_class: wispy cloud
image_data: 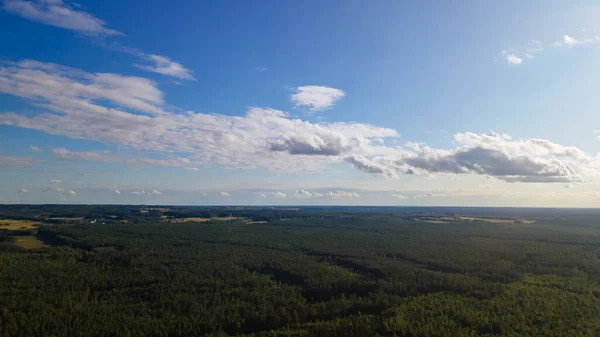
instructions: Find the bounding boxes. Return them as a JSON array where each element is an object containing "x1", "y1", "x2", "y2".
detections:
[
  {"x1": 289, "y1": 189, "x2": 358, "y2": 199},
  {"x1": 415, "y1": 192, "x2": 446, "y2": 198},
  {"x1": 2, "y1": 59, "x2": 600, "y2": 185},
  {"x1": 505, "y1": 54, "x2": 523, "y2": 65},
  {"x1": 220, "y1": 192, "x2": 230, "y2": 196},
  {"x1": 134, "y1": 54, "x2": 195, "y2": 81},
  {"x1": 3, "y1": 2, "x2": 196, "y2": 82},
  {"x1": 132, "y1": 189, "x2": 162, "y2": 196},
  {"x1": 0, "y1": 59, "x2": 398, "y2": 173},
  {"x1": 0, "y1": 60, "x2": 165, "y2": 116},
  {"x1": 344, "y1": 154, "x2": 398, "y2": 179},
  {"x1": 0, "y1": 154, "x2": 40, "y2": 167},
  {"x1": 3, "y1": 0, "x2": 121, "y2": 36},
  {"x1": 30, "y1": 145, "x2": 41, "y2": 152},
  {"x1": 325, "y1": 191, "x2": 360, "y2": 199},
  {"x1": 257, "y1": 191, "x2": 287, "y2": 198},
  {"x1": 291, "y1": 86, "x2": 345, "y2": 112},
  {"x1": 52, "y1": 148, "x2": 192, "y2": 168},
  {"x1": 503, "y1": 34, "x2": 600, "y2": 65},
  {"x1": 552, "y1": 34, "x2": 600, "y2": 48},
  {"x1": 45, "y1": 187, "x2": 76, "y2": 196}
]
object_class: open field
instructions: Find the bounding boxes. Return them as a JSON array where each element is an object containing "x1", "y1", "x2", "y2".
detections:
[
  {"x1": 180, "y1": 217, "x2": 240, "y2": 222},
  {"x1": 246, "y1": 220, "x2": 268, "y2": 224},
  {"x1": 12, "y1": 236, "x2": 47, "y2": 249},
  {"x1": 0, "y1": 219, "x2": 42, "y2": 230},
  {"x1": 457, "y1": 216, "x2": 516, "y2": 223},
  {"x1": 421, "y1": 220, "x2": 449, "y2": 224}
]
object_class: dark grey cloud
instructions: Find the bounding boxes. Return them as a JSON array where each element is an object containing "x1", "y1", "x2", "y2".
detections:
[
  {"x1": 344, "y1": 154, "x2": 397, "y2": 178},
  {"x1": 400, "y1": 147, "x2": 579, "y2": 183},
  {"x1": 269, "y1": 133, "x2": 351, "y2": 156}
]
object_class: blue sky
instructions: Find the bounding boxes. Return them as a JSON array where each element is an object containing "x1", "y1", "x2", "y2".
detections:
[{"x1": 2, "y1": 0, "x2": 600, "y2": 206}]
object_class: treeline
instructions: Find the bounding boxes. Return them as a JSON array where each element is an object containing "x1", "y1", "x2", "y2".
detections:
[{"x1": 0, "y1": 209, "x2": 600, "y2": 336}]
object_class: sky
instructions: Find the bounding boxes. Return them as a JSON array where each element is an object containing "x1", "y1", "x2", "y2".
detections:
[{"x1": 1, "y1": 0, "x2": 600, "y2": 206}]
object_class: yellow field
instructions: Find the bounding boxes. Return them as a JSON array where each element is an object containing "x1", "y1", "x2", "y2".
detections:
[
  {"x1": 180, "y1": 217, "x2": 240, "y2": 222},
  {"x1": 246, "y1": 221, "x2": 268, "y2": 224},
  {"x1": 457, "y1": 216, "x2": 515, "y2": 224},
  {"x1": 422, "y1": 220, "x2": 449, "y2": 224},
  {"x1": 46, "y1": 217, "x2": 83, "y2": 220},
  {"x1": 12, "y1": 236, "x2": 47, "y2": 249},
  {"x1": 0, "y1": 219, "x2": 42, "y2": 230}
]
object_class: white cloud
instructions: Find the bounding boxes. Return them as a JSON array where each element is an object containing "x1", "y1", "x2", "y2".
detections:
[
  {"x1": 257, "y1": 191, "x2": 287, "y2": 199},
  {"x1": 291, "y1": 86, "x2": 345, "y2": 112},
  {"x1": 505, "y1": 54, "x2": 523, "y2": 65},
  {"x1": 289, "y1": 189, "x2": 358, "y2": 199},
  {"x1": 273, "y1": 191, "x2": 287, "y2": 198},
  {"x1": 186, "y1": 167, "x2": 200, "y2": 171},
  {"x1": 553, "y1": 34, "x2": 600, "y2": 48},
  {"x1": 256, "y1": 191, "x2": 287, "y2": 199},
  {"x1": 503, "y1": 34, "x2": 600, "y2": 64},
  {"x1": 325, "y1": 190, "x2": 359, "y2": 199},
  {"x1": 52, "y1": 147, "x2": 191, "y2": 167},
  {"x1": 113, "y1": 189, "x2": 121, "y2": 194},
  {"x1": 132, "y1": 189, "x2": 161, "y2": 196},
  {"x1": 135, "y1": 54, "x2": 195, "y2": 81},
  {"x1": 30, "y1": 145, "x2": 41, "y2": 152},
  {"x1": 0, "y1": 60, "x2": 398, "y2": 173},
  {"x1": 415, "y1": 192, "x2": 446, "y2": 198},
  {"x1": 594, "y1": 130, "x2": 600, "y2": 139},
  {"x1": 3, "y1": 0, "x2": 121, "y2": 36},
  {"x1": 392, "y1": 193, "x2": 407, "y2": 199},
  {"x1": 269, "y1": 131, "x2": 351, "y2": 156},
  {"x1": 220, "y1": 192, "x2": 230, "y2": 196},
  {"x1": 3, "y1": 60, "x2": 600, "y2": 185},
  {"x1": 0, "y1": 60, "x2": 165, "y2": 116},
  {"x1": 20, "y1": 188, "x2": 29, "y2": 193},
  {"x1": 49, "y1": 179, "x2": 61, "y2": 183},
  {"x1": 45, "y1": 187, "x2": 76, "y2": 196},
  {"x1": 344, "y1": 154, "x2": 398, "y2": 179},
  {"x1": 0, "y1": 154, "x2": 40, "y2": 167},
  {"x1": 293, "y1": 189, "x2": 321, "y2": 199},
  {"x1": 478, "y1": 184, "x2": 492, "y2": 189},
  {"x1": 563, "y1": 35, "x2": 578, "y2": 47},
  {"x1": 339, "y1": 132, "x2": 598, "y2": 183},
  {"x1": 385, "y1": 132, "x2": 588, "y2": 183}
]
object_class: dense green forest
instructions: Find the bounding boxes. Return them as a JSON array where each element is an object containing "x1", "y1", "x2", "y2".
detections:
[{"x1": 1, "y1": 205, "x2": 600, "y2": 336}]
